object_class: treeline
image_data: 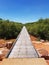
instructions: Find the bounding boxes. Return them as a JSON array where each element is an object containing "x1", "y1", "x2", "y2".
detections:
[
  {"x1": 0, "y1": 18, "x2": 49, "y2": 40},
  {"x1": 0, "y1": 19, "x2": 23, "y2": 39},
  {"x1": 25, "y1": 18, "x2": 49, "y2": 40}
]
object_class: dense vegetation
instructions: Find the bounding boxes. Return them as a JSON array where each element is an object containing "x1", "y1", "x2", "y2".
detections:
[
  {"x1": 0, "y1": 19, "x2": 23, "y2": 39},
  {"x1": 0, "y1": 18, "x2": 49, "y2": 40},
  {"x1": 25, "y1": 19, "x2": 49, "y2": 40}
]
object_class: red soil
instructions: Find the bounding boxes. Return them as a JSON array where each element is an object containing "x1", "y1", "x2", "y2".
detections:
[{"x1": 0, "y1": 35, "x2": 49, "y2": 65}]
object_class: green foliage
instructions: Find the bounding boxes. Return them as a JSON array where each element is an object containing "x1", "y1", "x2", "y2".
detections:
[
  {"x1": 0, "y1": 18, "x2": 49, "y2": 40},
  {"x1": 0, "y1": 19, "x2": 23, "y2": 39},
  {"x1": 25, "y1": 18, "x2": 49, "y2": 40}
]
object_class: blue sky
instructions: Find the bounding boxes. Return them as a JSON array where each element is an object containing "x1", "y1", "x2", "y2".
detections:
[{"x1": 0, "y1": 0, "x2": 49, "y2": 23}]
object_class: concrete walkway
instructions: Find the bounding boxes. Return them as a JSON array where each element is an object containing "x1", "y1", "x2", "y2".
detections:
[{"x1": 7, "y1": 26, "x2": 39, "y2": 58}]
